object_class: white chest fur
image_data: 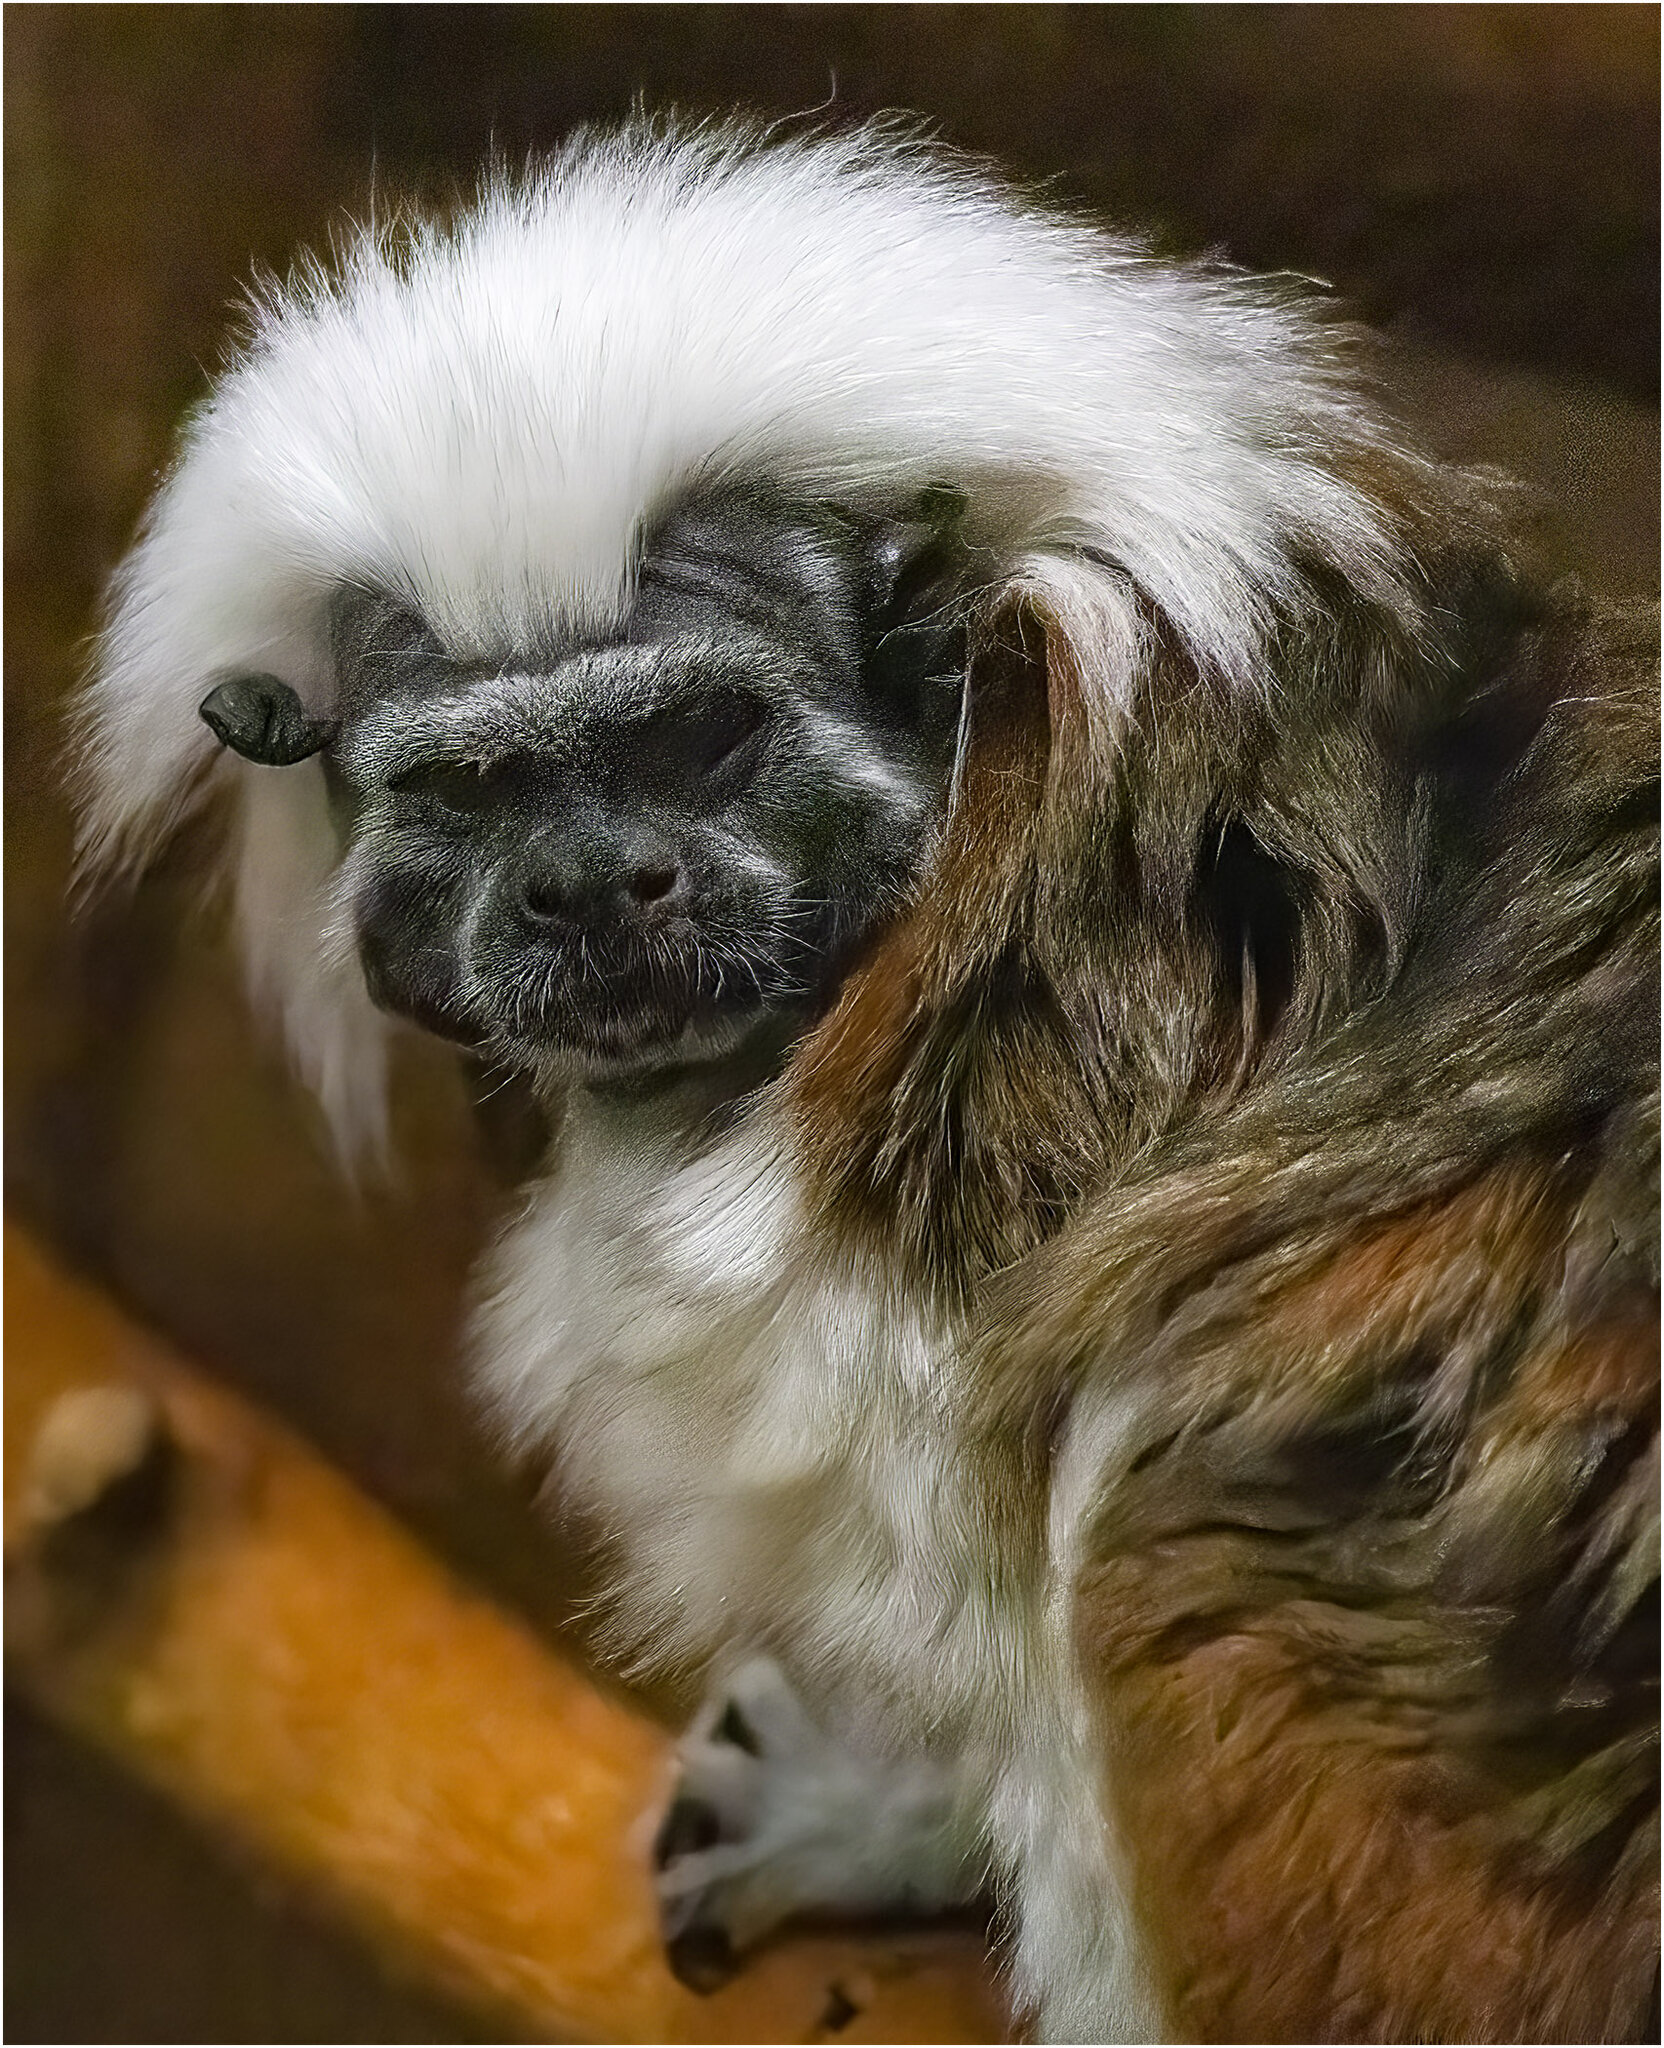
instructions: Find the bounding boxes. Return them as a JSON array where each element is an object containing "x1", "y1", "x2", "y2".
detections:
[
  {"x1": 471, "y1": 1087, "x2": 1163, "y2": 2037},
  {"x1": 469, "y1": 1090, "x2": 1015, "y2": 1738}
]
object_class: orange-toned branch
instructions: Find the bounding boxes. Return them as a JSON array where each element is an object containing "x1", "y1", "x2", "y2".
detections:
[{"x1": 4, "y1": 1222, "x2": 1004, "y2": 2045}]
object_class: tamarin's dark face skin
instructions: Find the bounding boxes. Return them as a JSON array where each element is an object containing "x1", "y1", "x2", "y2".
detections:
[{"x1": 206, "y1": 488, "x2": 973, "y2": 1092}]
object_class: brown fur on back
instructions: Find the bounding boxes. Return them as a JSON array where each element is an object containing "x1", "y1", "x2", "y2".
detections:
[{"x1": 792, "y1": 550, "x2": 1659, "y2": 2039}]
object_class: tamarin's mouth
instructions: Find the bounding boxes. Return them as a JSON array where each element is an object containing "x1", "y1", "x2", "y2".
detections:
[{"x1": 479, "y1": 941, "x2": 781, "y2": 1072}]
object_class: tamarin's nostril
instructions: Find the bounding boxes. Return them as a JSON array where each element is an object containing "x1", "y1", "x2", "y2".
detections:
[
  {"x1": 631, "y1": 865, "x2": 680, "y2": 905},
  {"x1": 521, "y1": 875, "x2": 568, "y2": 920}
]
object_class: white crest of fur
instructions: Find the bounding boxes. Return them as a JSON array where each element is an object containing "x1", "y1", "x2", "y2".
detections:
[{"x1": 77, "y1": 115, "x2": 1422, "y2": 1155}]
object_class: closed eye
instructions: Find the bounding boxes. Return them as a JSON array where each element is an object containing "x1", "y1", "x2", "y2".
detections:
[
  {"x1": 696, "y1": 686, "x2": 771, "y2": 772},
  {"x1": 634, "y1": 686, "x2": 773, "y2": 786},
  {"x1": 387, "y1": 759, "x2": 497, "y2": 814}
]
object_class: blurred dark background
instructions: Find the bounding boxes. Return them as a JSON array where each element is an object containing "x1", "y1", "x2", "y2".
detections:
[{"x1": 6, "y1": 6, "x2": 1658, "y2": 2041}]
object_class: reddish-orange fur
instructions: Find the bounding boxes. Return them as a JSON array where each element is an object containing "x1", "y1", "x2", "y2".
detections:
[{"x1": 1075, "y1": 1167, "x2": 1658, "y2": 2041}]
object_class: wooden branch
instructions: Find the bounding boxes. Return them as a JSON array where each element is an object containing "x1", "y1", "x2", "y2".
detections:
[{"x1": 4, "y1": 1222, "x2": 1006, "y2": 2044}]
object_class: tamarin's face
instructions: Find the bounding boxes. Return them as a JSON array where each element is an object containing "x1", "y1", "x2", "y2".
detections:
[{"x1": 314, "y1": 489, "x2": 971, "y2": 1084}]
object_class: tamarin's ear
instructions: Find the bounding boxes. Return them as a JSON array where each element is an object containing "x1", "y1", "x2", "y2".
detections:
[
  {"x1": 198, "y1": 674, "x2": 338, "y2": 766},
  {"x1": 860, "y1": 485, "x2": 976, "y2": 708},
  {"x1": 869, "y1": 483, "x2": 971, "y2": 609}
]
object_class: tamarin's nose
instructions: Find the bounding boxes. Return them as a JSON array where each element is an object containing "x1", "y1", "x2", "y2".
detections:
[{"x1": 514, "y1": 833, "x2": 687, "y2": 926}]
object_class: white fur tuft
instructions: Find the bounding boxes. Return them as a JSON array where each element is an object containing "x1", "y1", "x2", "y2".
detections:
[{"x1": 79, "y1": 115, "x2": 1422, "y2": 1155}]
